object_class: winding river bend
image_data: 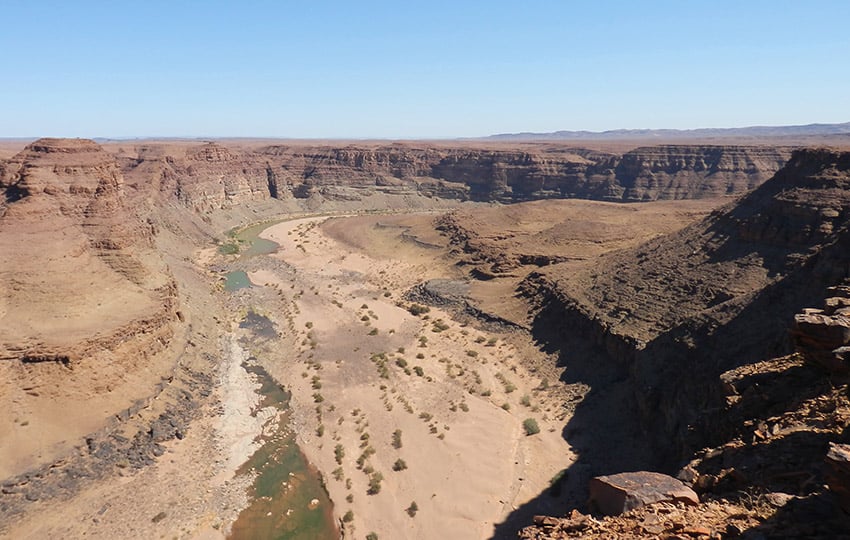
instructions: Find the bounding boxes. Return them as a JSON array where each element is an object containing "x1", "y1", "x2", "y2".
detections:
[{"x1": 224, "y1": 222, "x2": 338, "y2": 540}]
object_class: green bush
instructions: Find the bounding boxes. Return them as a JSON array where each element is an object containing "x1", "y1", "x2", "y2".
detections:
[
  {"x1": 523, "y1": 418, "x2": 540, "y2": 436},
  {"x1": 367, "y1": 472, "x2": 383, "y2": 495},
  {"x1": 408, "y1": 303, "x2": 430, "y2": 316}
]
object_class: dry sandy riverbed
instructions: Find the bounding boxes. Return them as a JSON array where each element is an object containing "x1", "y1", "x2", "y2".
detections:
[{"x1": 248, "y1": 214, "x2": 574, "y2": 539}]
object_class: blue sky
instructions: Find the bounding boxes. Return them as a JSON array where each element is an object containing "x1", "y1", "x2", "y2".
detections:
[{"x1": 1, "y1": 1, "x2": 848, "y2": 138}]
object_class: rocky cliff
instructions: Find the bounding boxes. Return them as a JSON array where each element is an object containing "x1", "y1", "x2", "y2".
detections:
[
  {"x1": 0, "y1": 138, "x2": 179, "y2": 388},
  {"x1": 111, "y1": 142, "x2": 792, "y2": 210},
  {"x1": 524, "y1": 148, "x2": 850, "y2": 465}
]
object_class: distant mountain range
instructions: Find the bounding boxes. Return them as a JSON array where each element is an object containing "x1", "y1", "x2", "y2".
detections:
[{"x1": 484, "y1": 122, "x2": 850, "y2": 141}]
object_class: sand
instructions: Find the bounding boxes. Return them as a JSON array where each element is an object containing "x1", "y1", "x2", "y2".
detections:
[{"x1": 252, "y1": 213, "x2": 574, "y2": 539}]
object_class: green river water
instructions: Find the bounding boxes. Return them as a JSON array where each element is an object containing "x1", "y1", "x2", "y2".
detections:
[{"x1": 225, "y1": 223, "x2": 338, "y2": 540}]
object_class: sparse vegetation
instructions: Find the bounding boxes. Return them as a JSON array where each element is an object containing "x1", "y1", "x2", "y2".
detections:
[
  {"x1": 407, "y1": 303, "x2": 430, "y2": 316},
  {"x1": 367, "y1": 472, "x2": 383, "y2": 494},
  {"x1": 523, "y1": 418, "x2": 541, "y2": 435},
  {"x1": 431, "y1": 319, "x2": 450, "y2": 332}
]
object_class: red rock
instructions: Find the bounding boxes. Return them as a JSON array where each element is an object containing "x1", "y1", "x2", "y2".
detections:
[
  {"x1": 683, "y1": 525, "x2": 712, "y2": 537},
  {"x1": 589, "y1": 471, "x2": 700, "y2": 516}
]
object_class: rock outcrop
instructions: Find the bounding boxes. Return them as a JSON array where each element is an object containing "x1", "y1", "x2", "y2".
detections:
[
  {"x1": 792, "y1": 285, "x2": 850, "y2": 372},
  {"x1": 826, "y1": 443, "x2": 850, "y2": 514}
]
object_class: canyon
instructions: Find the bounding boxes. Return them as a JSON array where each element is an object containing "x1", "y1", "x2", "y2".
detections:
[{"x1": 1, "y1": 137, "x2": 848, "y2": 539}]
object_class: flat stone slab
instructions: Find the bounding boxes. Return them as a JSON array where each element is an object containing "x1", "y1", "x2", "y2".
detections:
[{"x1": 589, "y1": 471, "x2": 699, "y2": 516}]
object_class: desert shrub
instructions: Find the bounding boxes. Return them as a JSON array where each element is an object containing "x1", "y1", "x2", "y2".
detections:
[
  {"x1": 343, "y1": 510, "x2": 354, "y2": 522},
  {"x1": 523, "y1": 418, "x2": 540, "y2": 436},
  {"x1": 431, "y1": 319, "x2": 450, "y2": 332},
  {"x1": 407, "y1": 303, "x2": 430, "y2": 316},
  {"x1": 335, "y1": 444, "x2": 345, "y2": 464},
  {"x1": 367, "y1": 472, "x2": 383, "y2": 494},
  {"x1": 392, "y1": 429, "x2": 402, "y2": 449},
  {"x1": 406, "y1": 501, "x2": 418, "y2": 517},
  {"x1": 392, "y1": 458, "x2": 407, "y2": 471}
]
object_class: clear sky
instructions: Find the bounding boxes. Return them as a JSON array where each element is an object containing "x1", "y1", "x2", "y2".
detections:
[{"x1": 2, "y1": 1, "x2": 848, "y2": 138}]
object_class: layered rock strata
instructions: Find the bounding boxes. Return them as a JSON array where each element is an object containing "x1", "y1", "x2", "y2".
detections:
[
  {"x1": 524, "y1": 148, "x2": 850, "y2": 464},
  {"x1": 112, "y1": 142, "x2": 792, "y2": 211}
]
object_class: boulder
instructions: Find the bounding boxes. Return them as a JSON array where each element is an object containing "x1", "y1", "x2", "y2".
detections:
[
  {"x1": 826, "y1": 442, "x2": 850, "y2": 514},
  {"x1": 589, "y1": 471, "x2": 699, "y2": 516},
  {"x1": 792, "y1": 297, "x2": 850, "y2": 372}
]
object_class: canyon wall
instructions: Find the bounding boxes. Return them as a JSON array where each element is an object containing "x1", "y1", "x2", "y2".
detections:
[
  {"x1": 111, "y1": 142, "x2": 793, "y2": 211},
  {"x1": 0, "y1": 138, "x2": 177, "y2": 364},
  {"x1": 524, "y1": 148, "x2": 850, "y2": 465}
]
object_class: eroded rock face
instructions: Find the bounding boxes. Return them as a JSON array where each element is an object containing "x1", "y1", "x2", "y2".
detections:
[
  {"x1": 524, "y1": 148, "x2": 850, "y2": 465},
  {"x1": 113, "y1": 142, "x2": 792, "y2": 210},
  {"x1": 0, "y1": 138, "x2": 177, "y2": 363}
]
